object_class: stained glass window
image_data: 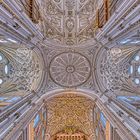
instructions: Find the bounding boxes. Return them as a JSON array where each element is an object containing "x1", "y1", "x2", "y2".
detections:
[
  {"x1": 129, "y1": 52, "x2": 140, "y2": 86},
  {"x1": 6, "y1": 97, "x2": 21, "y2": 103},
  {"x1": 0, "y1": 97, "x2": 21, "y2": 103},
  {"x1": 34, "y1": 114, "x2": 40, "y2": 128},
  {"x1": 100, "y1": 112, "x2": 106, "y2": 128}
]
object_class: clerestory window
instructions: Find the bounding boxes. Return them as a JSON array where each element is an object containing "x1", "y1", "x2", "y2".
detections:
[
  {"x1": 0, "y1": 52, "x2": 9, "y2": 85},
  {"x1": 129, "y1": 53, "x2": 140, "y2": 86}
]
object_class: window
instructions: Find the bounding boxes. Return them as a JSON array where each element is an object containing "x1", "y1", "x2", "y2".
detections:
[
  {"x1": 6, "y1": 97, "x2": 21, "y2": 103},
  {"x1": 100, "y1": 112, "x2": 106, "y2": 128},
  {"x1": 134, "y1": 78, "x2": 140, "y2": 84},
  {"x1": 0, "y1": 96, "x2": 21, "y2": 102},
  {"x1": 138, "y1": 66, "x2": 140, "y2": 74},
  {"x1": 0, "y1": 54, "x2": 3, "y2": 61},
  {"x1": 34, "y1": 114, "x2": 40, "y2": 128},
  {"x1": 129, "y1": 52, "x2": 140, "y2": 86},
  {"x1": 0, "y1": 79, "x2": 3, "y2": 84},
  {"x1": 129, "y1": 65, "x2": 133, "y2": 74},
  {"x1": 5, "y1": 65, "x2": 8, "y2": 74},
  {"x1": 135, "y1": 55, "x2": 140, "y2": 61},
  {"x1": 0, "y1": 52, "x2": 9, "y2": 85}
]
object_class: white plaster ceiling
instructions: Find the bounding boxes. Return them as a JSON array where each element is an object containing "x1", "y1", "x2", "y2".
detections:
[{"x1": 42, "y1": 0, "x2": 97, "y2": 46}]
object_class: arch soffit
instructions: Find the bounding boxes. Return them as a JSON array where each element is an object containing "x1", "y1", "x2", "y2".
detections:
[{"x1": 35, "y1": 89, "x2": 102, "y2": 104}]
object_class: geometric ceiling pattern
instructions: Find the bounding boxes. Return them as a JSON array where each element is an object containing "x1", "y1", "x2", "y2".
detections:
[
  {"x1": 0, "y1": 1, "x2": 140, "y2": 140},
  {"x1": 45, "y1": 93, "x2": 95, "y2": 138},
  {"x1": 42, "y1": 0, "x2": 96, "y2": 45},
  {"x1": 96, "y1": 46, "x2": 140, "y2": 94},
  {"x1": 49, "y1": 52, "x2": 91, "y2": 87},
  {"x1": 45, "y1": 46, "x2": 97, "y2": 91},
  {"x1": 0, "y1": 46, "x2": 42, "y2": 93}
]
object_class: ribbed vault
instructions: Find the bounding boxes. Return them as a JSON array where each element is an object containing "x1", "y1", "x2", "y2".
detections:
[
  {"x1": 0, "y1": 0, "x2": 140, "y2": 140},
  {"x1": 0, "y1": 38, "x2": 44, "y2": 109}
]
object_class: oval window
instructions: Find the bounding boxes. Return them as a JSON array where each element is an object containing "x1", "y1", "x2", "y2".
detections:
[
  {"x1": 135, "y1": 55, "x2": 140, "y2": 61},
  {"x1": 0, "y1": 79, "x2": 3, "y2": 84},
  {"x1": 134, "y1": 78, "x2": 140, "y2": 84},
  {"x1": 0, "y1": 55, "x2": 2, "y2": 61},
  {"x1": 5, "y1": 65, "x2": 8, "y2": 74}
]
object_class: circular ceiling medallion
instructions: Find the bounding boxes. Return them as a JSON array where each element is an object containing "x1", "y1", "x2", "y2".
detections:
[{"x1": 49, "y1": 52, "x2": 91, "y2": 87}]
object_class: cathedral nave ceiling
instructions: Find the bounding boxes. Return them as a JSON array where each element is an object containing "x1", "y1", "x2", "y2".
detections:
[
  {"x1": 40, "y1": 0, "x2": 97, "y2": 46},
  {"x1": 0, "y1": 1, "x2": 140, "y2": 139},
  {"x1": 0, "y1": 0, "x2": 140, "y2": 105}
]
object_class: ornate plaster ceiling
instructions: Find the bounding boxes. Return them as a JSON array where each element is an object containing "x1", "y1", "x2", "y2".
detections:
[
  {"x1": 49, "y1": 52, "x2": 91, "y2": 87},
  {"x1": 42, "y1": 0, "x2": 96, "y2": 46},
  {"x1": 0, "y1": 41, "x2": 43, "y2": 96},
  {"x1": 44, "y1": 46, "x2": 98, "y2": 91},
  {"x1": 95, "y1": 46, "x2": 140, "y2": 94},
  {"x1": 45, "y1": 94, "x2": 95, "y2": 138}
]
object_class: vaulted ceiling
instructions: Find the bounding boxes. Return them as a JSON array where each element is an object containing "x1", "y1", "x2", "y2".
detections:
[
  {"x1": 41, "y1": 0, "x2": 98, "y2": 46},
  {"x1": 0, "y1": 0, "x2": 139, "y2": 100},
  {"x1": 0, "y1": 1, "x2": 140, "y2": 140},
  {"x1": 0, "y1": 36, "x2": 43, "y2": 109},
  {"x1": 45, "y1": 93, "x2": 95, "y2": 138}
]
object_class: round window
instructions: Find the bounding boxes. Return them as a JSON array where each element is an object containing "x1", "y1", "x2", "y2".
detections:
[
  {"x1": 135, "y1": 55, "x2": 140, "y2": 61},
  {"x1": 134, "y1": 78, "x2": 140, "y2": 84}
]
